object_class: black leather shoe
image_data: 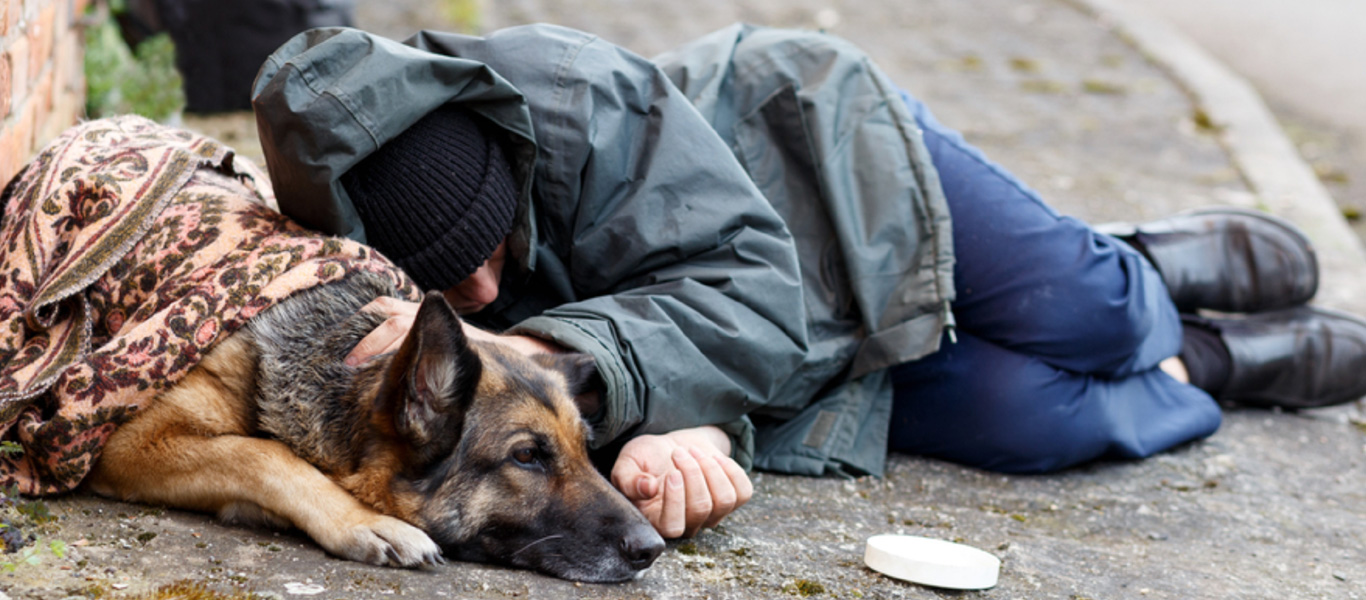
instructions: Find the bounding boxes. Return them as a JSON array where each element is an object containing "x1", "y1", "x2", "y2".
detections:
[
  {"x1": 1097, "y1": 207, "x2": 1318, "y2": 313},
  {"x1": 1196, "y1": 306, "x2": 1366, "y2": 409}
]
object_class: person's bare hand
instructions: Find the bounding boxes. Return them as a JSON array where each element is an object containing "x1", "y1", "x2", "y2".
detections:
[
  {"x1": 344, "y1": 297, "x2": 565, "y2": 366},
  {"x1": 611, "y1": 426, "x2": 752, "y2": 538},
  {"x1": 345, "y1": 296, "x2": 421, "y2": 366}
]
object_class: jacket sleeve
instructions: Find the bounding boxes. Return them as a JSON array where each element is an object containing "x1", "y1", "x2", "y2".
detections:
[{"x1": 432, "y1": 27, "x2": 809, "y2": 466}]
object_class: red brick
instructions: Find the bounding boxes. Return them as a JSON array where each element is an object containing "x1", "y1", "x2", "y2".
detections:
[
  {"x1": 7, "y1": 34, "x2": 26, "y2": 112},
  {"x1": 28, "y1": 3, "x2": 55, "y2": 79},
  {"x1": 51, "y1": 29, "x2": 69, "y2": 92},
  {"x1": 41, "y1": 3, "x2": 56, "y2": 47},
  {"x1": 0, "y1": 51, "x2": 10, "y2": 118},
  {"x1": 1, "y1": 101, "x2": 37, "y2": 182},
  {"x1": 37, "y1": 0, "x2": 56, "y2": 29},
  {"x1": 59, "y1": 35, "x2": 81, "y2": 98},
  {"x1": 5, "y1": 0, "x2": 19, "y2": 39},
  {"x1": 40, "y1": 84, "x2": 76, "y2": 143},
  {"x1": 0, "y1": 127, "x2": 19, "y2": 186},
  {"x1": 15, "y1": 94, "x2": 35, "y2": 152},
  {"x1": 32, "y1": 59, "x2": 51, "y2": 124},
  {"x1": 1, "y1": 0, "x2": 15, "y2": 39}
]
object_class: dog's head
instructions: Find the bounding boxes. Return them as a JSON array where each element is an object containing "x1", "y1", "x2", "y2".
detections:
[{"x1": 372, "y1": 291, "x2": 664, "y2": 582}]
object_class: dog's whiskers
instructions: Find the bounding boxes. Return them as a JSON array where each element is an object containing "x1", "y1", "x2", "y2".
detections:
[{"x1": 511, "y1": 534, "x2": 565, "y2": 558}]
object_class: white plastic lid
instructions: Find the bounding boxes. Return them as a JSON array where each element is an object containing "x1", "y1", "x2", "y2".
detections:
[{"x1": 863, "y1": 534, "x2": 1001, "y2": 590}]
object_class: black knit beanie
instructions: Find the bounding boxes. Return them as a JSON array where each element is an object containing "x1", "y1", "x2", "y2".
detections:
[{"x1": 340, "y1": 105, "x2": 518, "y2": 291}]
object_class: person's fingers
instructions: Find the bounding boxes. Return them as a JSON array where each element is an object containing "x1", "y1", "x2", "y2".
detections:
[
  {"x1": 670, "y1": 447, "x2": 712, "y2": 538},
  {"x1": 719, "y1": 455, "x2": 753, "y2": 509},
  {"x1": 656, "y1": 470, "x2": 686, "y2": 538},
  {"x1": 611, "y1": 435, "x2": 674, "y2": 500},
  {"x1": 345, "y1": 314, "x2": 412, "y2": 366},
  {"x1": 375, "y1": 319, "x2": 411, "y2": 355},
  {"x1": 690, "y1": 447, "x2": 737, "y2": 529},
  {"x1": 636, "y1": 474, "x2": 661, "y2": 500},
  {"x1": 345, "y1": 297, "x2": 419, "y2": 366},
  {"x1": 360, "y1": 295, "x2": 419, "y2": 317},
  {"x1": 629, "y1": 481, "x2": 664, "y2": 527},
  {"x1": 613, "y1": 464, "x2": 661, "y2": 502},
  {"x1": 611, "y1": 454, "x2": 646, "y2": 499}
]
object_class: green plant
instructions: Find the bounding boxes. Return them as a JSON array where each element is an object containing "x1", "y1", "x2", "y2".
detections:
[
  {"x1": 83, "y1": 9, "x2": 184, "y2": 121},
  {"x1": 0, "y1": 448, "x2": 68, "y2": 572},
  {"x1": 0, "y1": 538, "x2": 66, "y2": 572},
  {"x1": 441, "y1": 0, "x2": 482, "y2": 32}
]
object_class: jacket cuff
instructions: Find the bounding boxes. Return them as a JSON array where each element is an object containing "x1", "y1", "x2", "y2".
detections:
[{"x1": 714, "y1": 415, "x2": 755, "y2": 472}]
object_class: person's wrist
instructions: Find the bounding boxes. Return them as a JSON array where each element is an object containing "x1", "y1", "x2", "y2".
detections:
[
  {"x1": 508, "y1": 334, "x2": 564, "y2": 355},
  {"x1": 665, "y1": 426, "x2": 731, "y2": 456},
  {"x1": 461, "y1": 323, "x2": 564, "y2": 356}
]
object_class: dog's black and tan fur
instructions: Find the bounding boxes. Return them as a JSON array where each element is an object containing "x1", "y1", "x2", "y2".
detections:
[{"x1": 86, "y1": 274, "x2": 664, "y2": 582}]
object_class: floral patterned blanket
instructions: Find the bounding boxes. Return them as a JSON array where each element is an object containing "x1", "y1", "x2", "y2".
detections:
[{"x1": 0, "y1": 116, "x2": 417, "y2": 495}]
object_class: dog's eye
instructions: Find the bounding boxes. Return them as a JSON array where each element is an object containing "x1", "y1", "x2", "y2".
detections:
[{"x1": 511, "y1": 446, "x2": 539, "y2": 467}]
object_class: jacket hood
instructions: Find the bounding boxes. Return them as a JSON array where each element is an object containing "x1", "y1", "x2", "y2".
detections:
[{"x1": 251, "y1": 27, "x2": 540, "y2": 273}]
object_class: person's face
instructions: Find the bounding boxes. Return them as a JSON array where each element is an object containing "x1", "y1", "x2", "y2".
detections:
[{"x1": 444, "y1": 240, "x2": 507, "y2": 315}]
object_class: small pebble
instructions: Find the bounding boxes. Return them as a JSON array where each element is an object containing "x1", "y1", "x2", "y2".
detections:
[{"x1": 284, "y1": 582, "x2": 326, "y2": 595}]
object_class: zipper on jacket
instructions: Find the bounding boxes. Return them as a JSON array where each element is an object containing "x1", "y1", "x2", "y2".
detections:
[{"x1": 942, "y1": 299, "x2": 957, "y2": 344}]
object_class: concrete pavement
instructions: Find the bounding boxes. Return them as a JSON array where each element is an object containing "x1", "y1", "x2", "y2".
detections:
[
  {"x1": 3, "y1": 1, "x2": 1364, "y2": 598},
  {"x1": 1127, "y1": 0, "x2": 1366, "y2": 241}
]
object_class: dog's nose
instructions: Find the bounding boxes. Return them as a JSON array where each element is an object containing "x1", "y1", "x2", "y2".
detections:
[{"x1": 620, "y1": 525, "x2": 665, "y2": 571}]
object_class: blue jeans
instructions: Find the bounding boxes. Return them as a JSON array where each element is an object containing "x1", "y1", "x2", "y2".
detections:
[{"x1": 888, "y1": 91, "x2": 1222, "y2": 473}]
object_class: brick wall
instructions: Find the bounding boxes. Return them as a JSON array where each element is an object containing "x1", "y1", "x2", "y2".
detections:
[{"x1": 1, "y1": 0, "x2": 87, "y2": 188}]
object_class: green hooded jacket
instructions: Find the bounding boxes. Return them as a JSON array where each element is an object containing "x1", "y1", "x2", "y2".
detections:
[{"x1": 251, "y1": 23, "x2": 954, "y2": 477}]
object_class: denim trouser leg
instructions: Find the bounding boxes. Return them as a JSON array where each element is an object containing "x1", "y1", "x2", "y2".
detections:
[
  {"x1": 888, "y1": 91, "x2": 1221, "y2": 473},
  {"x1": 889, "y1": 331, "x2": 1222, "y2": 473}
]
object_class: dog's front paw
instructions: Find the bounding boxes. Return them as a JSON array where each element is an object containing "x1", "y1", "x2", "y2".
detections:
[{"x1": 321, "y1": 514, "x2": 444, "y2": 568}]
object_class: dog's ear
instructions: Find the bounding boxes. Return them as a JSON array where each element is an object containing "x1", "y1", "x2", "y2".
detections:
[
  {"x1": 534, "y1": 352, "x2": 602, "y2": 418},
  {"x1": 384, "y1": 291, "x2": 481, "y2": 464}
]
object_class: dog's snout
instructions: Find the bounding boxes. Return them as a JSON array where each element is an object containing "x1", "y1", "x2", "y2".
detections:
[{"x1": 620, "y1": 525, "x2": 665, "y2": 571}]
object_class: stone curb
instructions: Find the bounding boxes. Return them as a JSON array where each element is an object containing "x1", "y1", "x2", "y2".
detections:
[{"x1": 1068, "y1": 0, "x2": 1366, "y2": 315}]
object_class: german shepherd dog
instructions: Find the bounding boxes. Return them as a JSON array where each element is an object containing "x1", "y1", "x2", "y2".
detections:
[{"x1": 85, "y1": 273, "x2": 664, "y2": 582}]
